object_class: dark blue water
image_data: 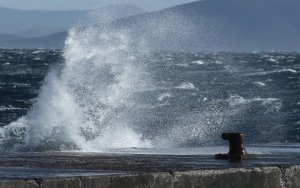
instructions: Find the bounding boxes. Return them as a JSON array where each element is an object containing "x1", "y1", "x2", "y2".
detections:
[
  {"x1": 0, "y1": 49, "x2": 63, "y2": 127},
  {"x1": 0, "y1": 49, "x2": 300, "y2": 150}
]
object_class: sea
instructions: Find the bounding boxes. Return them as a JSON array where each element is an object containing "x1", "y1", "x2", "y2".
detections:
[{"x1": 0, "y1": 29, "x2": 300, "y2": 153}]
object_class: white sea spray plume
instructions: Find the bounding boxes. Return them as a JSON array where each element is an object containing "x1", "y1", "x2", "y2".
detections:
[{"x1": 0, "y1": 26, "x2": 153, "y2": 151}]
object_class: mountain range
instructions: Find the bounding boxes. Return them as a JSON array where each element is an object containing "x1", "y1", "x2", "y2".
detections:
[
  {"x1": 112, "y1": 0, "x2": 300, "y2": 52},
  {"x1": 0, "y1": 4, "x2": 145, "y2": 37},
  {"x1": 1, "y1": 0, "x2": 300, "y2": 51}
]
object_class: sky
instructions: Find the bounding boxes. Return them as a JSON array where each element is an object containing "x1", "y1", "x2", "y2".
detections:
[{"x1": 0, "y1": 0, "x2": 198, "y2": 11}]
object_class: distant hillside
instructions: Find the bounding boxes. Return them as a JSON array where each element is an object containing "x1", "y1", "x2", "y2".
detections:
[
  {"x1": 0, "y1": 7, "x2": 86, "y2": 36},
  {"x1": 111, "y1": 0, "x2": 300, "y2": 52},
  {"x1": 0, "y1": 4, "x2": 145, "y2": 37},
  {"x1": 1, "y1": 0, "x2": 300, "y2": 51}
]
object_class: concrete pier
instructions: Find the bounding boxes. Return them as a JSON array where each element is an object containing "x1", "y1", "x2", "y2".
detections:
[{"x1": 0, "y1": 152, "x2": 299, "y2": 188}]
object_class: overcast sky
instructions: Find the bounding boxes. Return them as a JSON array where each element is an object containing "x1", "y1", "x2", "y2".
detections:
[{"x1": 0, "y1": 0, "x2": 198, "y2": 11}]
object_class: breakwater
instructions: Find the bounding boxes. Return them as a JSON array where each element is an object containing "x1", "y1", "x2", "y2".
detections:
[
  {"x1": 0, "y1": 152, "x2": 300, "y2": 188},
  {"x1": 1, "y1": 165, "x2": 300, "y2": 188}
]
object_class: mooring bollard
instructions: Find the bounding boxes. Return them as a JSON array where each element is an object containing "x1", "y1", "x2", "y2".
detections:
[{"x1": 215, "y1": 133, "x2": 257, "y2": 160}]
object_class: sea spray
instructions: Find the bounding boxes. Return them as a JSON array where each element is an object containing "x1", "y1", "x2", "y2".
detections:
[{"x1": 0, "y1": 27, "x2": 152, "y2": 151}]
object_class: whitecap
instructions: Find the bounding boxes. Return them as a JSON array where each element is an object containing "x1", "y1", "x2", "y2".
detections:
[
  {"x1": 278, "y1": 69, "x2": 297, "y2": 73},
  {"x1": 175, "y1": 82, "x2": 198, "y2": 90},
  {"x1": 32, "y1": 50, "x2": 45, "y2": 54},
  {"x1": 174, "y1": 63, "x2": 189, "y2": 67},
  {"x1": 0, "y1": 106, "x2": 28, "y2": 111},
  {"x1": 245, "y1": 70, "x2": 277, "y2": 76},
  {"x1": 11, "y1": 83, "x2": 29, "y2": 88},
  {"x1": 158, "y1": 93, "x2": 172, "y2": 101},
  {"x1": 254, "y1": 81, "x2": 266, "y2": 87},
  {"x1": 191, "y1": 60, "x2": 204, "y2": 65},
  {"x1": 228, "y1": 95, "x2": 280, "y2": 107},
  {"x1": 268, "y1": 58, "x2": 278, "y2": 63}
]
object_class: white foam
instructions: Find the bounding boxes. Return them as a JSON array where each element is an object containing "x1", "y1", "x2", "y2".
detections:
[
  {"x1": 0, "y1": 106, "x2": 27, "y2": 112},
  {"x1": 278, "y1": 69, "x2": 297, "y2": 73},
  {"x1": 245, "y1": 69, "x2": 298, "y2": 76},
  {"x1": 175, "y1": 82, "x2": 198, "y2": 90},
  {"x1": 228, "y1": 95, "x2": 281, "y2": 107},
  {"x1": 174, "y1": 63, "x2": 189, "y2": 67},
  {"x1": 158, "y1": 93, "x2": 172, "y2": 101},
  {"x1": 254, "y1": 81, "x2": 266, "y2": 87},
  {"x1": 32, "y1": 50, "x2": 45, "y2": 54},
  {"x1": 245, "y1": 71, "x2": 275, "y2": 76},
  {"x1": 11, "y1": 83, "x2": 29, "y2": 88},
  {"x1": 268, "y1": 58, "x2": 278, "y2": 63},
  {"x1": 191, "y1": 60, "x2": 204, "y2": 65}
]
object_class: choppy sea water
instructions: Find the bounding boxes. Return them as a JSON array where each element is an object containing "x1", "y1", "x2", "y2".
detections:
[
  {"x1": 0, "y1": 48, "x2": 299, "y2": 152},
  {"x1": 0, "y1": 49, "x2": 63, "y2": 127}
]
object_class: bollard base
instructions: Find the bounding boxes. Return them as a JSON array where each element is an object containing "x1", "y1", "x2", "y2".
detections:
[{"x1": 215, "y1": 153, "x2": 257, "y2": 160}]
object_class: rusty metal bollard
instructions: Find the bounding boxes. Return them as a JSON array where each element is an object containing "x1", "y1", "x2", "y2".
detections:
[{"x1": 215, "y1": 133, "x2": 257, "y2": 160}]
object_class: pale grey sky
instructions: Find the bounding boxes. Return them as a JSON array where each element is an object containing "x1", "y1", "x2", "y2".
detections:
[{"x1": 0, "y1": 0, "x2": 199, "y2": 11}]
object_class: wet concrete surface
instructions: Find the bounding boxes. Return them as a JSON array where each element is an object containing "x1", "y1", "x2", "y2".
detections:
[
  {"x1": 0, "y1": 167, "x2": 129, "y2": 180},
  {"x1": 0, "y1": 151, "x2": 299, "y2": 179}
]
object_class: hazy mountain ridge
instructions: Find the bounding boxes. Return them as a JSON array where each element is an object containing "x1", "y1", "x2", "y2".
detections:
[
  {"x1": 1, "y1": 0, "x2": 300, "y2": 51},
  {"x1": 0, "y1": 7, "x2": 87, "y2": 35},
  {"x1": 0, "y1": 4, "x2": 145, "y2": 37},
  {"x1": 112, "y1": 0, "x2": 300, "y2": 51},
  {"x1": 0, "y1": 4, "x2": 145, "y2": 49}
]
